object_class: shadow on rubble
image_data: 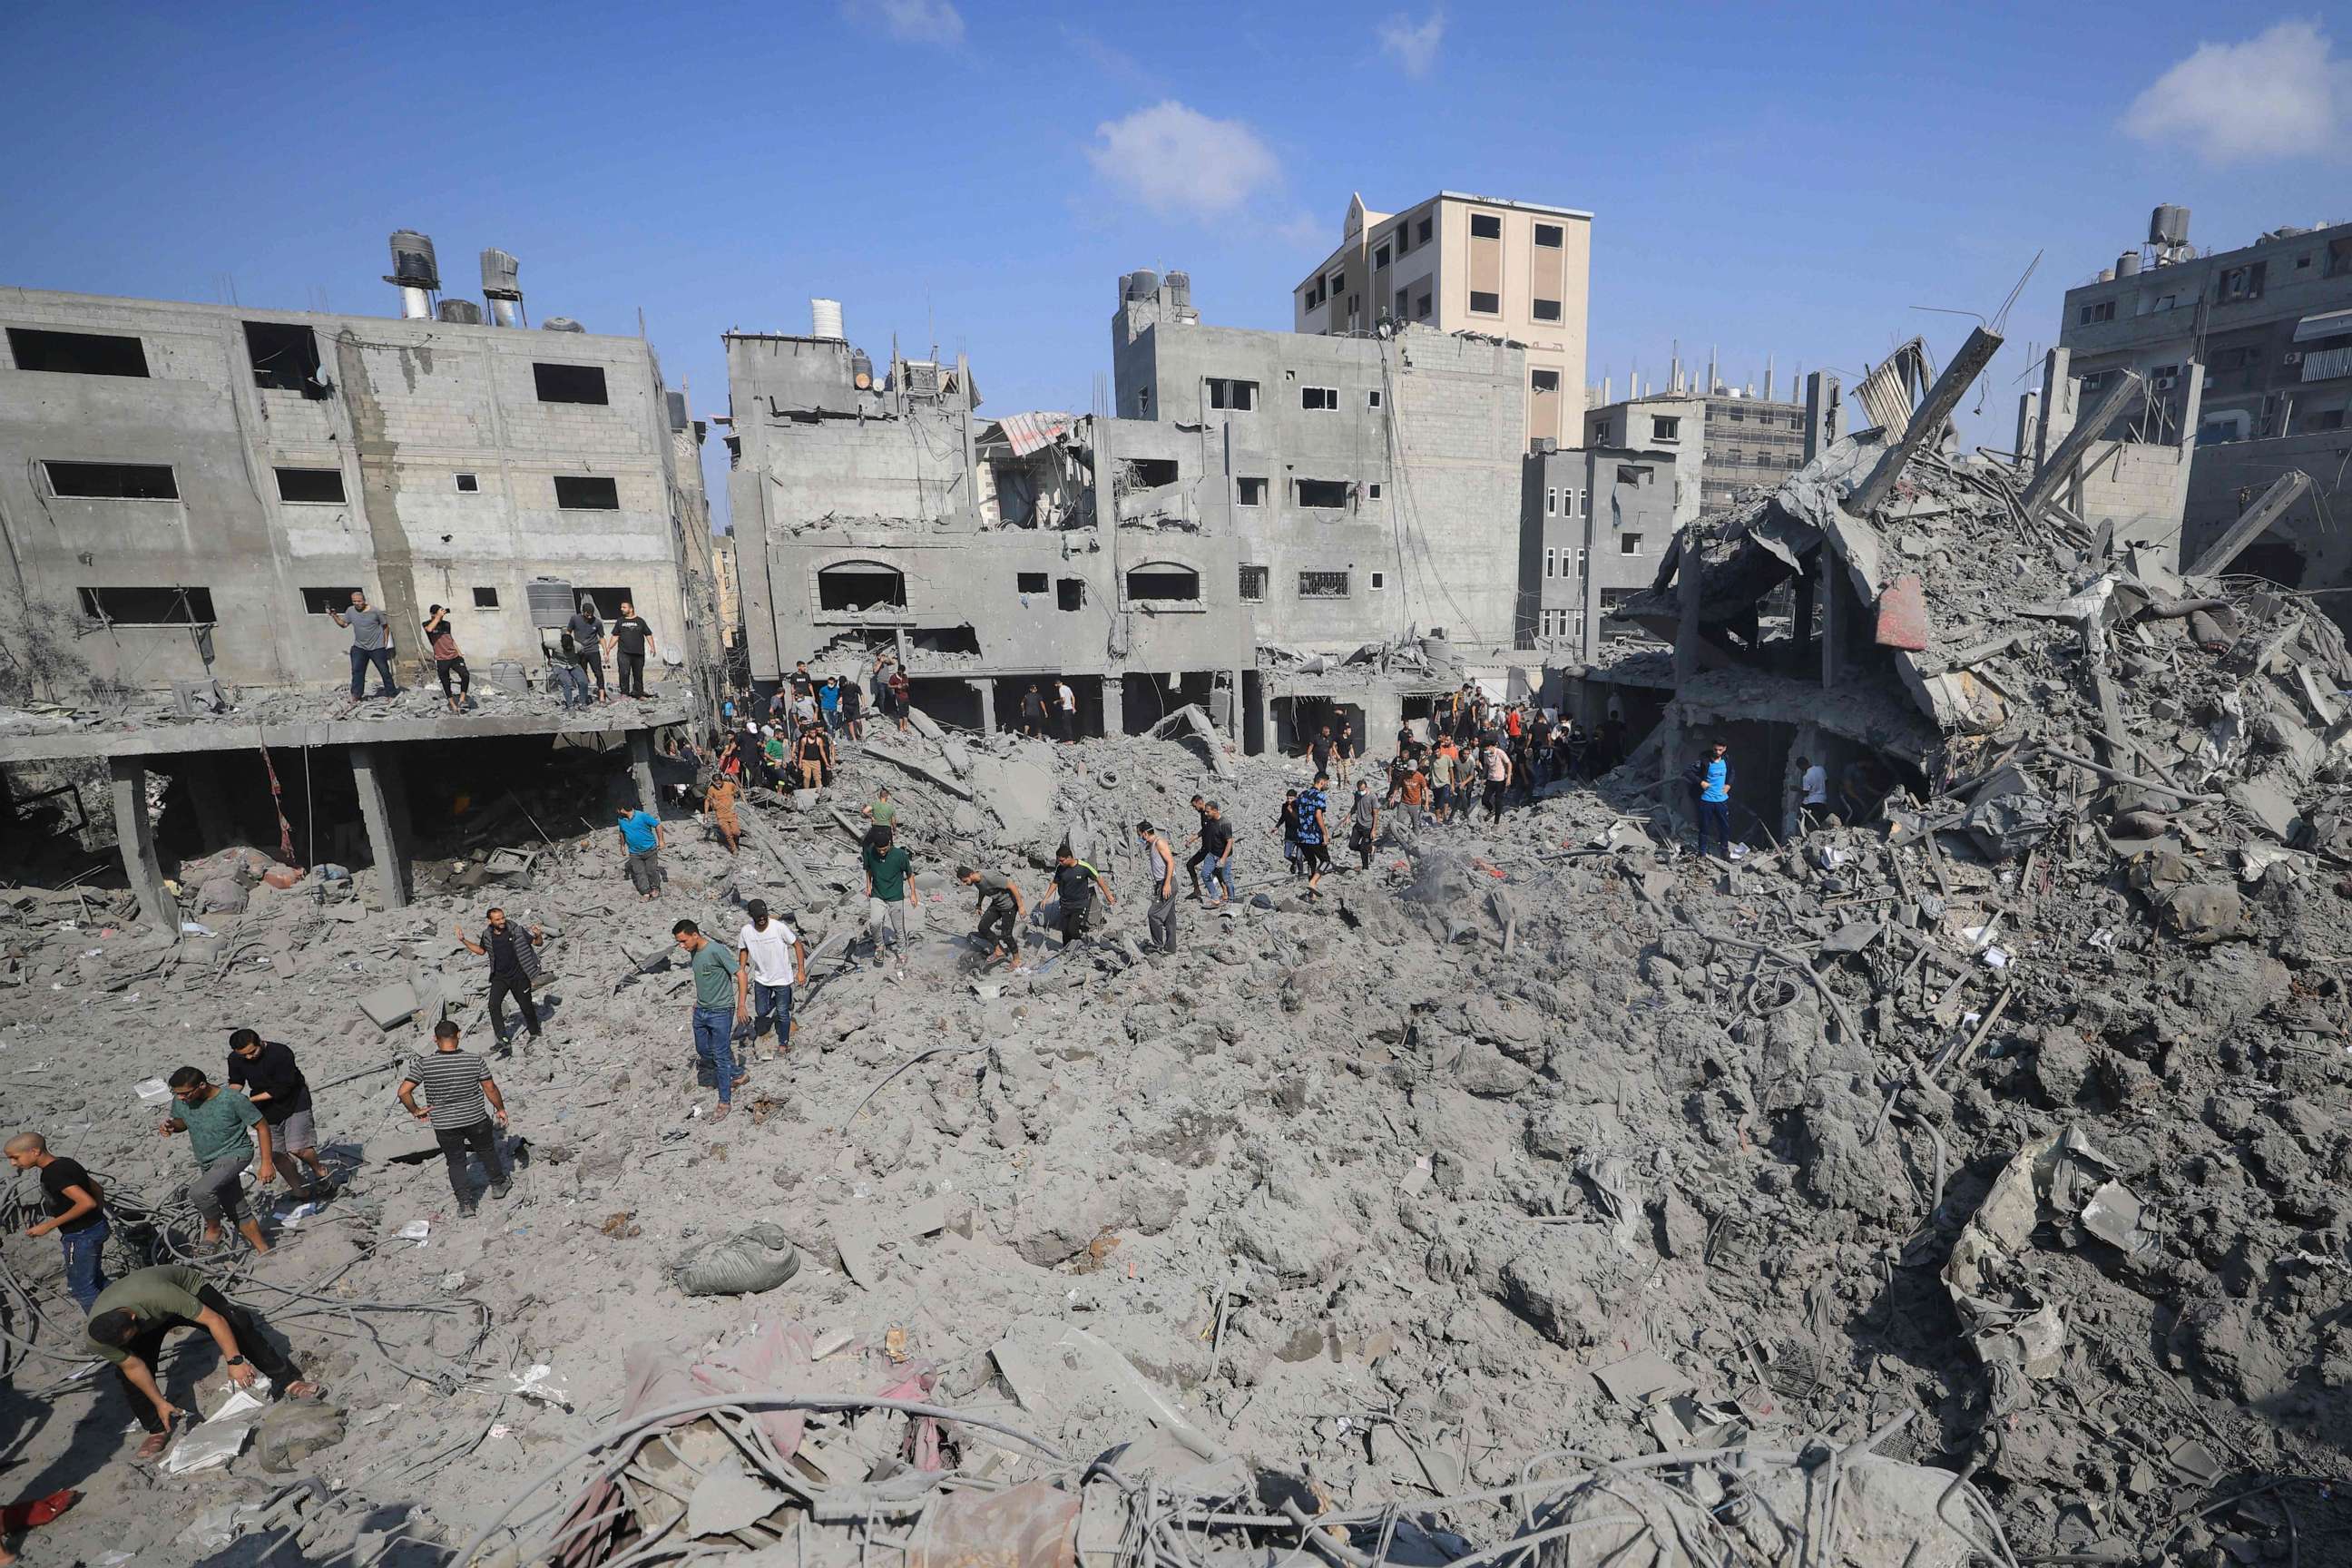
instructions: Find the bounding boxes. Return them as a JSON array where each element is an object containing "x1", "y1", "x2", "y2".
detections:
[{"x1": 191, "y1": 1497, "x2": 442, "y2": 1567}]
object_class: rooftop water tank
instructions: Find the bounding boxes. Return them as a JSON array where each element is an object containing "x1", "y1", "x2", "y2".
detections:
[
  {"x1": 541, "y1": 317, "x2": 586, "y2": 333},
  {"x1": 810, "y1": 299, "x2": 844, "y2": 339},
  {"x1": 437, "y1": 299, "x2": 484, "y2": 324},
  {"x1": 2149, "y1": 204, "x2": 2190, "y2": 248},
  {"x1": 2116, "y1": 250, "x2": 2141, "y2": 277},
  {"x1": 1124, "y1": 270, "x2": 1161, "y2": 300},
  {"x1": 1166, "y1": 270, "x2": 1191, "y2": 308},
  {"x1": 480, "y1": 248, "x2": 522, "y2": 298},
  {"x1": 525, "y1": 578, "x2": 577, "y2": 631},
  {"x1": 387, "y1": 230, "x2": 439, "y2": 289}
]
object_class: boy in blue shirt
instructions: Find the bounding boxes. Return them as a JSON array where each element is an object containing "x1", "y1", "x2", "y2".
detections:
[{"x1": 616, "y1": 805, "x2": 665, "y2": 900}]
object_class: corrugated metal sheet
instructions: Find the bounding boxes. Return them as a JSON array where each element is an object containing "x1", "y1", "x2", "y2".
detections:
[
  {"x1": 1854, "y1": 338, "x2": 1927, "y2": 441},
  {"x1": 994, "y1": 411, "x2": 1076, "y2": 457}
]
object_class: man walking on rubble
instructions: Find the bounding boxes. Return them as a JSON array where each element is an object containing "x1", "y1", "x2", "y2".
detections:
[
  {"x1": 1295, "y1": 772, "x2": 1333, "y2": 897},
  {"x1": 616, "y1": 802, "x2": 665, "y2": 899},
  {"x1": 671, "y1": 921, "x2": 748, "y2": 1117},
  {"x1": 1309, "y1": 723, "x2": 1338, "y2": 780},
  {"x1": 329, "y1": 589, "x2": 398, "y2": 702},
  {"x1": 1181, "y1": 793, "x2": 1214, "y2": 895},
  {"x1": 736, "y1": 899, "x2": 807, "y2": 1055},
  {"x1": 1019, "y1": 682, "x2": 1049, "y2": 739},
  {"x1": 7, "y1": 1132, "x2": 108, "y2": 1312},
  {"x1": 568, "y1": 598, "x2": 611, "y2": 703},
  {"x1": 397, "y1": 1021, "x2": 510, "y2": 1213},
  {"x1": 1055, "y1": 677, "x2": 1079, "y2": 742},
  {"x1": 1050, "y1": 845, "x2": 1114, "y2": 949},
  {"x1": 958, "y1": 864, "x2": 1028, "y2": 971},
  {"x1": 1137, "y1": 819, "x2": 1179, "y2": 955},
  {"x1": 1198, "y1": 800, "x2": 1236, "y2": 909},
  {"x1": 454, "y1": 908, "x2": 547, "y2": 1047},
  {"x1": 704, "y1": 769, "x2": 742, "y2": 854},
  {"x1": 225, "y1": 1030, "x2": 333, "y2": 1200},
  {"x1": 1478, "y1": 736, "x2": 1511, "y2": 823},
  {"x1": 160, "y1": 1067, "x2": 274, "y2": 1256},
  {"x1": 84, "y1": 1263, "x2": 325, "y2": 1463},
  {"x1": 1796, "y1": 754, "x2": 1831, "y2": 833},
  {"x1": 605, "y1": 600, "x2": 655, "y2": 701},
  {"x1": 862, "y1": 825, "x2": 919, "y2": 976},
  {"x1": 1696, "y1": 740, "x2": 1734, "y2": 858},
  {"x1": 1349, "y1": 779, "x2": 1382, "y2": 867}
]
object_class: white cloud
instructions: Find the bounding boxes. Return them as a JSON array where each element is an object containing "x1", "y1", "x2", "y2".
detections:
[
  {"x1": 1377, "y1": 10, "x2": 1446, "y2": 77},
  {"x1": 2121, "y1": 20, "x2": 2349, "y2": 162},
  {"x1": 845, "y1": 0, "x2": 965, "y2": 47},
  {"x1": 1087, "y1": 102, "x2": 1281, "y2": 219}
]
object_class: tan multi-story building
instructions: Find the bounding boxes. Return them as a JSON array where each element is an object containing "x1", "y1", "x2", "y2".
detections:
[{"x1": 1292, "y1": 191, "x2": 1591, "y2": 451}]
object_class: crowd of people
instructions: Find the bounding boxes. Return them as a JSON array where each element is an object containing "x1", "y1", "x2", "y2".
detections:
[{"x1": 327, "y1": 588, "x2": 665, "y2": 714}]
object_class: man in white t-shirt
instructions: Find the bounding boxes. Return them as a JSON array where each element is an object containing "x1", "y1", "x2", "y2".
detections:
[
  {"x1": 734, "y1": 899, "x2": 808, "y2": 1054},
  {"x1": 1797, "y1": 755, "x2": 1831, "y2": 832},
  {"x1": 1054, "y1": 679, "x2": 1078, "y2": 743}
]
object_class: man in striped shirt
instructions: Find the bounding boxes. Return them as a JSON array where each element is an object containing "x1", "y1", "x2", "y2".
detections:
[{"x1": 397, "y1": 1021, "x2": 509, "y2": 1217}]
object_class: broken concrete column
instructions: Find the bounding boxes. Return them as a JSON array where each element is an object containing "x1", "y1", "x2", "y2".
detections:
[
  {"x1": 968, "y1": 681, "x2": 996, "y2": 736},
  {"x1": 628, "y1": 728, "x2": 659, "y2": 816},
  {"x1": 1100, "y1": 676, "x2": 1125, "y2": 738},
  {"x1": 109, "y1": 757, "x2": 175, "y2": 933},
  {"x1": 348, "y1": 743, "x2": 413, "y2": 909}
]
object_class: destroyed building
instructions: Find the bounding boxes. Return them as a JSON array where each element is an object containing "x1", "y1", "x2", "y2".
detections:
[
  {"x1": 0, "y1": 234, "x2": 719, "y2": 924},
  {"x1": 1514, "y1": 440, "x2": 1688, "y2": 660},
  {"x1": 2057, "y1": 204, "x2": 2351, "y2": 601},
  {"x1": 1293, "y1": 191, "x2": 1592, "y2": 449}
]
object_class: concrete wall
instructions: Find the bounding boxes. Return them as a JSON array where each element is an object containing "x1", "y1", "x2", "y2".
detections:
[
  {"x1": 2181, "y1": 427, "x2": 2352, "y2": 594},
  {"x1": 0, "y1": 289, "x2": 702, "y2": 693}
]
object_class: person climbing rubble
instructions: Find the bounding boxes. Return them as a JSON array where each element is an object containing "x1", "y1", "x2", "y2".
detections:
[
  {"x1": 328, "y1": 589, "x2": 397, "y2": 703},
  {"x1": 1049, "y1": 844, "x2": 1114, "y2": 948},
  {"x1": 861, "y1": 825, "x2": 918, "y2": 975},
  {"x1": 735, "y1": 899, "x2": 806, "y2": 1055},
  {"x1": 703, "y1": 769, "x2": 741, "y2": 855},
  {"x1": 1277, "y1": 788, "x2": 1303, "y2": 877},
  {"x1": 224, "y1": 1030, "x2": 333, "y2": 1200},
  {"x1": 615, "y1": 802, "x2": 664, "y2": 900},
  {"x1": 454, "y1": 908, "x2": 546, "y2": 1048},
  {"x1": 160, "y1": 1066, "x2": 274, "y2": 1257},
  {"x1": 1137, "y1": 819, "x2": 1179, "y2": 955},
  {"x1": 1055, "y1": 677, "x2": 1079, "y2": 742},
  {"x1": 958, "y1": 863, "x2": 1027, "y2": 970},
  {"x1": 884, "y1": 661, "x2": 912, "y2": 733},
  {"x1": 6, "y1": 1132, "x2": 108, "y2": 1312},
  {"x1": 671, "y1": 921, "x2": 747, "y2": 1117},
  {"x1": 1336, "y1": 717, "x2": 1359, "y2": 787},
  {"x1": 861, "y1": 785, "x2": 898, "y2": 842},
  {"x1": 1181, "y1": 794, "x2": 1213, "y2": 895},
  {"x1": 793, "y1": 719, "x2": 834, "y2": 791},
  {"x1": 1295, "y1": 772, "x2": 1332, "y2": 897},
  {"x1": 1478, "y1": 737, "x2": 1511, "y2": 823},
  {"x1": 83, "y1": 1264, "x2": 325, "y2": 1463},
  {"x1": 1348, "y1": 780, "x2": 1381, "y2": 868},
  {"x1": 397, "y1": 1020, "x2": 510, "y2": 1215},
  {"x1": 1019, "y1": 683, "x2": 1049, "y2": 739},
  {"x1": 1696, "y1": 740, "x2": 1734, "y2": 859}
]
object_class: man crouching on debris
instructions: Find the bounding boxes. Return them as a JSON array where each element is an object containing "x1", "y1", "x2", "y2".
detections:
[
  {"x1": 85, "y1": 1263, "x2": 325, "y2": 1462},
  {"x1": 160, "y1": 1068, "x2": 274, "y2": 1257},
  {"x1": 958, "y1": 864, "x2": 1027, "y2": 972}
]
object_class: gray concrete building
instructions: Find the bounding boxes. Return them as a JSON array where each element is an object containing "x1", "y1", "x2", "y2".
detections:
[
  {"x1": 1517, "y1": 445, "x2": 1686, "y2": 662},
  {"x1": 1585, "y1": 382, "x2": 1826, "y2": 514},
  {"x1": 2057, "y1": 205, "x2": 2351, "y2": 588}
]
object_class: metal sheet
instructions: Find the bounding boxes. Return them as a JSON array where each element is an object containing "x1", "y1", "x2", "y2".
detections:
[
  {"x1": 2291, "y1": 307, "x2": 2352, "y2": 344},
  {"x1": 992, "y1": 411, "x2": 1076, "y2": 457}
]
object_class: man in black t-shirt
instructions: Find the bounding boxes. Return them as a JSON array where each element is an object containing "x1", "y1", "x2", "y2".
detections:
[
  {"x1": 6, "y1": 1132, "x2": 108, "y2": 1311},
  {"x1": 1049, "y1": 847, "x2": 1114, "y2": 947},
  {"x1": 225, "y1": 1030, "x2": 334, "y2": 1201},
  {"x1": 1199, "y1": 805, "x2": 1237, "y2": 907},
  {"x1": 605, "y1": 601, "x2": 655, "y2": 700},
  {"x1": 1019, "y1": 684, "x2": 1049, "y2": 738}
]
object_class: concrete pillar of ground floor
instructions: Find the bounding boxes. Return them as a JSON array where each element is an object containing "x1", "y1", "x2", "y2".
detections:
[
  {"x1": 969, "y1": 681, "x2": 996, "y2": 736},
  {"x1": 1357, "y1": 690, "x2": 1405, "y2": 755},
  {"x1": 109, "y1": 757, "x2": 176, "y2": 933},
  {"x1": 1657, "y1": 706, "x2": 1688, "y2": 835},
  {"x1": 1221, "y1": 670, "x2": 1247, "y2": 742},
  {"x1": 348, "y1": 743, "x2": 413, "y2": 910},
  {"x1": 629, "y1": 729, "x2": 660, "y2": 816},
  {"x1": 1100, "y1": 676, "x2": 1125, "y2": 738}
]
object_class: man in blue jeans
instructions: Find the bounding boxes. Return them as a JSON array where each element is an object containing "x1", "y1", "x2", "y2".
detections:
[
  {"x1": 7, "y1": 1132, "x2": 108, "y2": 1311},
  {"x1": 672, "y1": 920, "x2": 748, "y2": 1121},
  {"x1": 328, "y1": 589, "x2": 397, "y2": 701},
  {"x1": 734, "y1": 899, "x2": 806, "y2": 1055},
  {"x1": 1697, "y1": 740, "x2": 1735, "y2": 858}
]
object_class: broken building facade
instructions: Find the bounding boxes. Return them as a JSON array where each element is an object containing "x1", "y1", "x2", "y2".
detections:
[
  {"x1": 1516, "y1": 442, "x2": 1688, "y2": 662},
  {"x1": 1585, "y1": 367, "x2": 1845, "y2": 514}
]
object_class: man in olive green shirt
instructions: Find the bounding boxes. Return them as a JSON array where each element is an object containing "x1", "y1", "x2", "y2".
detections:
[
  {"x1": 161, "y1": 1065, "x2": 273, "y2": 1254},
  {"x1": 83, "y1": 1263, "x2": 323, "y2": 1461},
  {"x1": 672, "y1": 920, "x2": 748, "y2": 1119},
  {"x1": 861, "y1": 827, "x2": 918, "y2": 975}
]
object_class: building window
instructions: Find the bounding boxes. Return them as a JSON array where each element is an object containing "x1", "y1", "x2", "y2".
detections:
[
  {"x1": 1300, "y1": 386, "x2": 1339, "y2": 410},
  {"x1": 1416, "y1": 216, "x2": 1434, "y2": 245},
  {"x1": 455, "y1": 473, "x2": 480, "y2": 493},
  {"x1": 1534, "y1": 223, "x2": 1563, "y2": 248},
  {"x1": 1395, "y1": 224, "x2": 1410, "y2": 257},
  {"x1": 2077, "y1": 300, "x2": 2116, "y2": 325},
  {"x1": 1057, "y1": 577, "x2": 1085, "y2": 612},
  {"x1": 1237, "y1": 476, "x2": 1269, "y2": 505},
  {"x1": 2327, "y1": 238, "x2": 2352, "y2": 278},
  {"x1": 79, "y1": 585, "x2": 214, "y2": 625},
  {"x1": 1575, "y1": 547, "x2": 1587, "y2": 573},
  {"x1": 577, "y1": 586, "x2": 637, "y2": 620},
  {"x1": 1394, "y1": 288, "x2": 1409, "y2": 320},
  {"x1": 1367, "y1": 482, "x2": 1382, "y2": 499},
  {"x1": 1126, "y1": 564, "x2": 1201, "y2": 603},
  {"x1": 1621, "y1": 534, "x2": 1644, "y2": 555},
  {"x1": 1600, "y1": 589, "x2": 1632, "y2": 614},
  {"x1": 274, "y1": 466, "x2": 346, "y2": 504},
  {"x1": 1546, "y1": 488, "x2": 1558, "y2": 516},
  {"x1": 554, "y1": 475, "x2": 621, "y2": 510},
  {"x1": 1239, "y1": 564, "x2": 1267, "y2": 602},
  {"x1": 1415, "y1": 292, "x2": 1433, "y2": 320},
  {"x1": 534, "y1": 363, "x2": 609, "y2": 405},
  {"x1": 1470, "y1": 212, "x2": 1502, "y2": 240},
  {"x1": 2216, "y1": 262, "x2": 2267, "y2": 303},
  {"x1": 243, "y1": 321, "x2": 324, "y2": 393},
  {"x1": 1729, "y1": 407, "x2": 1745, "y2": 421},
  {"x1": 1532, "y1": 299, "x2": 1562, "y2": 322},
  {"x1": 299, "y1": 586, "x2": 363, "y2": 614},
  {"x1": 1374, "y1": 244, "x2": 1390, "y2": 270},
  {"x1": 1544, "y1": 546, "x2": 1557, "y2": 578},
  {"x1": 473, "y1": 586, "x2": 501, "y2": 608},
  {"x1": 1367, "y1": 389, "x2": 1382, "y2": 408},
  {"x1": 1727, "y1": 449, "x2": 1743, "y2": 466},
  {"x1": 1207, "y1": 377, "x2": 1259, "y2": 410},
  {"x1": 816, "y1": 562, "x2": 905, "y2": 611},
  {"x1": 1369, "y1": 571, "x2": 1386, "y2": 590},
  {"x1": 1295, "y1": 478, "x2": 1349, "y2": 508},
  {"x1": 44, "y1": 460, "x2": 178, "y2": 500},
  {"x1": 1017, "y1": 571, "x2": 1049, "y2": 593},
  {"x1": 1616, "y1": 465, "x2": 1651, "y2": 486},
  {"x1": 1328, "y1": 272, "x2": 1345, "y2": 296},
  {"x1": 7, "y1": 328, "x2": 149, "y2": 377},
  {"x1": 1298, "y1": 570, "x2": 1350, "y2": 598},
  {"x1": 1651, "y1": 416, "x2": 1680, "y2": 442},
  {"x1": 1576, "y1": 490, "x2": 1589, "y2": 516},
  {"x1": 1134, "y1": 387, "x2": 1151, "y2": 415},
  {"x1": 1470, "y1": 290, "x2": 1500, "y2": 315}
]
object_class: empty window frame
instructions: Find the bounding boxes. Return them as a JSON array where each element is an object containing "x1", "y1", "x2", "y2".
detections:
[
  {"x1": 1369, "y1": 571, "x2": 1386, "y2": 591},
  {"x1": 815, "y1": 563, "x2": 906, "y2": 611},
  {"x1": 1056, "y1": 577, "x2": 1085, "y2": 612},
  {"x1": 1532, "y1": 299, "x2": 1563, "y2": 322},
  {"x1": 1134, "y1": 387, "x2": 1151, "y2": 416},
  {"x1": 2215, "y1": 263, "x2": 2266, "y2": 303},
  {"x1": 533, "y1": 362, "x2": 610, "y2": 405},
  {"x1": 1298, "y1": 570, "x2": 1350, "y2": 598},
  {"x1": 1620, "y1": 534, "x2": 1644, "y2": 554},
  {"x1": 1126, "y1": 564, "x2": 1201, "y2": 603},
  {"x1": 80, "y1": 585, "x2": 214, "y2": 624},
  {"x1": 1416, "y1": 216, "x2": 1433, "y2": 246},
  {"x1": 44, "y1": 460, "x2": 178, "y2": 499},
  {"x1": 1300, "y1": 385, "x2": 1339, "y2": 410},
  {"x1": 1125, "y1": 457, "x2": 1180, "y2": 489},
  {"x1": 2077, "y1": 300, "x2": 2116, "y2": 325},
  {"x1": 1651, "y1": 416, "x2": 1680, "y2": 442},
  {"x1": 1395, "y1": 288, "x2": 1409, "y2": 320},
  {"x1": 473, "y1": 586, "x2": 501, "y2": 608},
  {"x1": 299, "y1": 586, "x2": 363, "y2": 614},
  {"x1": 578, "y1": 585, "x2": 637, "y2": 620},
  {"x1": 1615, "y1": 465, "x2": 1651, "y2": 486},
  {"x1": 1239, "y1": 564, "x2": 1268, "y2": 602},
  {"x1": 1236, "y1": 477, "x2": 1269, "y2": 505},
  {"x1": 554, "y1": 475, "x2": 621, "y2": 510},
  {"x1": 1469, "y1": 291, "x2": 1500, "y2": 315},
  {"x1": 1016, "y1": 571, "x2": 1049, "y2": 593},
  {"x1": 1470, "y1": 213, "x2": 1503, "y2": 240},
  {"x1": 1367, "y1": 483, "x2": 1383, "y2": 500},
  {"x1": 274, "y1": 466, "x2": 346, "y2": 504},
  {"x1": 1327, "y1": 272, "x2": 1345, "y2": 297},
  {"x1": 455, "y1": 473, "x2": 480, "y2": 492},
  {"x1": 1546, "y1": 488, "x2": 1559, "y2": 516},
  {"x1": 243, "y1": 321, "x2": 321, "y2": 391},
  {"x1": 1367, "y1": 388, "x2": 1383, "y2": 408},
  {"x1": 1206, "y1": 377, "x2": 1258, "y2": 411},
  {"x1": 1544, "y1": 547, "x2": 1557, "y2": 579},
  {"x1": 1415, "y1": 291, "x2": 1432, "y2": 320},
  {"x1": 1295, "y1": 478, "x2": 1349, "y2": 509},
  {"x1": 1374, "y1": 243, "x2": 1390, "y2": 270},
  {"x1": 1534, "y1": 222, "x2": 1563, "y2": 249},
  {"x1": 8, "y1": 327, "x2": 149, "y2": 377}
]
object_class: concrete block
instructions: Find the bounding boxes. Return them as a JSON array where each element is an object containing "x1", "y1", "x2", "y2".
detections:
[{"x1": 358, "y1": 982, "x2": 423, "y2": 1031}]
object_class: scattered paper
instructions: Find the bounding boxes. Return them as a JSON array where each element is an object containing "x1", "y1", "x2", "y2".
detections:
[
  {"x1": 134, "y1": 1078, "x2": 171, "y2": 1103},
  {"x1": 396, "y1": 1220, "x2": 431, "y2": 1244}
]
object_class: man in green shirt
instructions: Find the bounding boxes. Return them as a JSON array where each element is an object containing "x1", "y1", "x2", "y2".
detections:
[
  {"x1": 84, "y1": 1263, "x2": 324, "y2": 1461},
  {"x1": 861, "y1": 826, "x2": 919, "y2": 975},
  {"x1": 672, "y1": 919, "x2": 749, "y2": 1119},
  {"x1": 161, "y1": 1066, "x2": 274, "y2": 1255},
  {"x1": 861, "y1": 786, "x2": 899, "y2": 838}
]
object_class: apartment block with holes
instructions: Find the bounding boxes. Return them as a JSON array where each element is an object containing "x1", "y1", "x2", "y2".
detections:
[
  {"x1": 1292, "y1": 192, "x2": 1590, "y2": 454},
  {"x1": 1515, "y1": 443, "x2": 1694, "y2": 664},
  {"x1": 2056, "y1": 206, "x2": 2352, "y2": 596}
]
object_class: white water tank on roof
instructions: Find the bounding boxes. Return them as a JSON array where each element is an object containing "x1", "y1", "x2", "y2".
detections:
[{"x1": 810, "y1": 299, "x2": 844, "y2": 339}]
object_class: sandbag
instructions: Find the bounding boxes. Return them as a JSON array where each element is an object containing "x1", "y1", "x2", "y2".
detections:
[
  {"x1": 2162, "y1": 884, "x2": 2248, "y2": 946},
  {"x1": 671, "y1": 1223, "x2": 802, "y2": 1298}
]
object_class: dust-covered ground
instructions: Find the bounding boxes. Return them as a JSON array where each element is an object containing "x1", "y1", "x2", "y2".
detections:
[{"x1": 4, "y1": 712, "x2": 2349, "y2": 1567}]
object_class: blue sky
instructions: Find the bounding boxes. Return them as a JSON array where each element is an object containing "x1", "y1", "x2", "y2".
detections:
[{"x1": 4, "y1": 1, "x2": 2347, "y2": 525}]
